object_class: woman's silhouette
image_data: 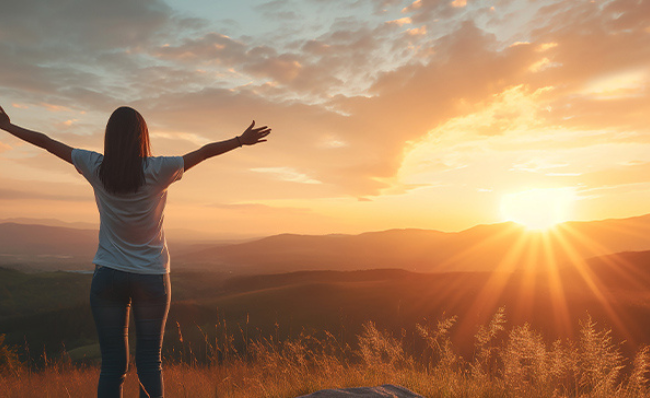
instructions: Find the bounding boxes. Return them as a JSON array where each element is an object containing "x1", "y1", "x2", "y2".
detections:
[{"x1": 0, "y1": 105, "x2": 271, "y2": 398}]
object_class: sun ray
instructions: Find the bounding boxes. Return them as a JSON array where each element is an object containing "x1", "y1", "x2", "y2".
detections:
[
  {"x1": 456, "y1": 231, "x2": 532, "y2": 337},
  {"x1": 558, "y1": 223, "x2": 648, "y2": 290},
  {"x1": 437, "y1": 222, "x2": 525, "y2": 270},
  {"x1": 512, "y1": 232, "x2": 540, "y2": 320},
  {"x1": 552, "y1": 224, "x2": 637, "y2": 343},
  {"x1": 542, "y1": 229, "x2": 573, "y2": 337}
]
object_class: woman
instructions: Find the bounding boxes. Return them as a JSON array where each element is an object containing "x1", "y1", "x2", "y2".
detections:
[{"x1": 0, "y1": 105, "x2": 271, "y2": 397}]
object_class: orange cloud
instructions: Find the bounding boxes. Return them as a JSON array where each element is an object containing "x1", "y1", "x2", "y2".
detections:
[
  {"x1": 407, "y1": 26, "x2": 427, "y2": 36},
  {"x1": 42, "y1": 103, "x2": 71, "y2": 112},
  {"x1": 387, "y1": 17, "x2": 412, "y2": 26}
]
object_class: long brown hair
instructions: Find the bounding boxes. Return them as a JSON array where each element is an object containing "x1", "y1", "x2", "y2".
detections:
[{"x1": 99, "y1": 106, "x2": 152, "y2": 194}]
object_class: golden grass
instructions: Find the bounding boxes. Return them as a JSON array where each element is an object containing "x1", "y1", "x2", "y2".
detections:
[{"x1": 2, "y1": 309, "x2": 650, "y2": 398}]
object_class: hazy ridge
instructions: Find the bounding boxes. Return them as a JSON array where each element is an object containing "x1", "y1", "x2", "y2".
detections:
[{"x1": 4, "y1": 213, "x2": 650, "y2": 273}]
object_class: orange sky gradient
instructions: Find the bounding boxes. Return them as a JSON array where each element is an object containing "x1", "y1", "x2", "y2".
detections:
[{"x1": 1, "y1": 0, "x2": 649, "y2": 239}]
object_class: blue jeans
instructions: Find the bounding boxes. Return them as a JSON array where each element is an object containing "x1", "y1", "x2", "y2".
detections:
[{"x1": 90, "y1": 265, "x2": 171, "y2": 398}]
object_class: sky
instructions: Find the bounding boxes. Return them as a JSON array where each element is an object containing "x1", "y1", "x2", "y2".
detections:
[{"x1": 0, "y1": 0, "x2": 649, "y2": 238}]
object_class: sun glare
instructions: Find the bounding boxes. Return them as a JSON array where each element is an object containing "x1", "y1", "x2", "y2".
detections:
[{"x1": 500, "y1": 188, "x2": 576, "y2": 230}]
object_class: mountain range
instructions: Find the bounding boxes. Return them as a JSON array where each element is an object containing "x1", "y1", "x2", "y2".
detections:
[
  {"x1": 174, "y1": 214, "x2": 650, "y2": 273},
  {"x1": 3, "y1": 213, "x2": 650, "y2": 273}
]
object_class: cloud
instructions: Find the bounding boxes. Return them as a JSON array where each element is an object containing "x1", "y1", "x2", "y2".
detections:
[
  {"x1": 0, "y1": 0, "x2": 174, "y2": 50},
  {"x1": 0, "y1": 0, "x2": 202, "y2": 112},
  {"x1": 376, "y1": 0, "x2": 650, "y2": 198},
  {"x1": 154, "y1": 33, "x2": 248, "y2": 66},
  {"x1": 2, "y1": 0, "x2": 649, "y2": 207},
  {"x1": 451, "y1": 0, "x2": 467, "y2": 8},
  {"x1": 407, "y1": 26, "x2": 428, "y2": 36},
  {"x1": 311, "y1": 21, "x2": 539, "y2": 186},
  {"x1": 530, "y1": 3, "x2": 650, "y2": 131},
  {"x1": 254, "y1": 0, "x2": 299, "y2": 20},
  {"x1": 150, "y1": 20, "x2": 413, "y2": 99},
  {"x1": 40, "y1": 103, "x2": 70, "y2": 112},
  {"x1": 401, "y1": 0, "x2": 463, "y2": 24},
  {"x1": 251, "y1": 167, "x2": 322, "y2": 184},
  {"x1": 387, "y1": 17, "x2": 413, "y2": 26}
]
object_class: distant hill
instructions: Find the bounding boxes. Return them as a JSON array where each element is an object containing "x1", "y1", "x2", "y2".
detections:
[
  {"x1": 0, "y1": 221, "x2": 252, "y2": 271},
  {"x1": 176, "y1": 214, "x2": 650, "y2": 273},
  {"x1": 0, "y1": 217, "x2": 98, "y2": 230},
  {"x1": 0, "y1": 217, "x2": 258, "y2": 243},
  {"x1": 4, "y1": 213, "x2": 650, "y2": 273},
  {"x1": 0, "y1": 223, "x2": 98, "y2": 269}
]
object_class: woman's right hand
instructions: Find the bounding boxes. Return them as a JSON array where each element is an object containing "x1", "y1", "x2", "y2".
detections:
[
  {"x1": 0, "y1": 105, "x2": 11, "y2": 130},
  {"x1": 239, "y1": 120, "x2": 271, "y2": 145}
]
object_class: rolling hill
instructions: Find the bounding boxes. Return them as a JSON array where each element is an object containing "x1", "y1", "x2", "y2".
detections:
[
  {"x1": 175, "y1": 214, "x2": 650, "y2": 273},
  {"x1": 0, "y1": 222, "x2": 245, "y2": 271},
  {"x1": 5, "y1": 213, "x2": 650, "y2": 273},
  {"x1": 3, "y1": 246, "x2": 650, "y2": 363},
  {"x1": 0, "y1": 223, "x2": 98, "y2": 269}
]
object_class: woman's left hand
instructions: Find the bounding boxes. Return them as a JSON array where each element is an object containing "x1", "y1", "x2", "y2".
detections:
[
  {"x1": 239, "y1": 120, "x2": 271, "y2": 145},
  {"x1": 0, "y1": 105, "x2": 11, "y2": 130}
]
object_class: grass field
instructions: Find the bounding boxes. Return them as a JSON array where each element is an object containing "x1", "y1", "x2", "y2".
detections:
[
  {"x1": 3, "y1": 309, "x2": 650, "y2": 398},
  {"x1": 4, "y1": 265, "x2": 650, "y2": 397}
]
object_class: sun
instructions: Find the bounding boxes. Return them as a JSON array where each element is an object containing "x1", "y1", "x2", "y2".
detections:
[{"x1": 500, "y1": 188, "x2": 576, "y2": 230}]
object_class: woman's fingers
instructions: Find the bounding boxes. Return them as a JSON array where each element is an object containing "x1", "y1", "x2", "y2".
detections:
[
  {"x1": 257, "y1": 130, "x2": 271, "y2": 140},
  {"x1": 0, "y1": 105, "x2": 10, "y2": 126},
  {"x1": 242, "y1": 121, "x2": 270, "y2": 144}
]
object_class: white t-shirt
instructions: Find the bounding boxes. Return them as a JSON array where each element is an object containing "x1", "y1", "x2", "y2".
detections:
[{"x1": 72, "y1": 149, "x2": 184, "y2": 274}]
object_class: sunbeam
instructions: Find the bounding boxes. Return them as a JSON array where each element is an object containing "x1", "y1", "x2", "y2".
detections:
[{"x1": 553, "y1": 224, "x2": 637, "y2": 343}]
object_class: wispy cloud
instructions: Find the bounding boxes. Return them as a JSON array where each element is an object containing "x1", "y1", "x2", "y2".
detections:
[{"x1": 251, "y1": 167, "x2": 322, "y2": 184}]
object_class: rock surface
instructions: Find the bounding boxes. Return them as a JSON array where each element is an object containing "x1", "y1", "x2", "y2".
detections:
[{"x1": 296, "y1": 384, "x2": 425, "y2": 398}]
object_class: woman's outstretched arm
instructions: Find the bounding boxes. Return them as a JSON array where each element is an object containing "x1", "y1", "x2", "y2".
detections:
[
  {"x1": 183, "y1": 120, "x2": 271, "y2": 172},
  {"x1": 0, "y1": 105, "x2": 74, "y2": 164}
]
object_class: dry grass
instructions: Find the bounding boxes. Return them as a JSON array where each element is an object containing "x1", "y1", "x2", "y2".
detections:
[{"x1": 2, "y1": 309, "x2": 649, "y2": 398}]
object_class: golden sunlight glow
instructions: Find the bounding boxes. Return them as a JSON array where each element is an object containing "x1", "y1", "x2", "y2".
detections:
[
  {"x1": 583, "y1": 69, "x2": 648, "y2": 98},
  {"x1": 500, "y1": 188, "x2": 576, "y2": 230}
]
